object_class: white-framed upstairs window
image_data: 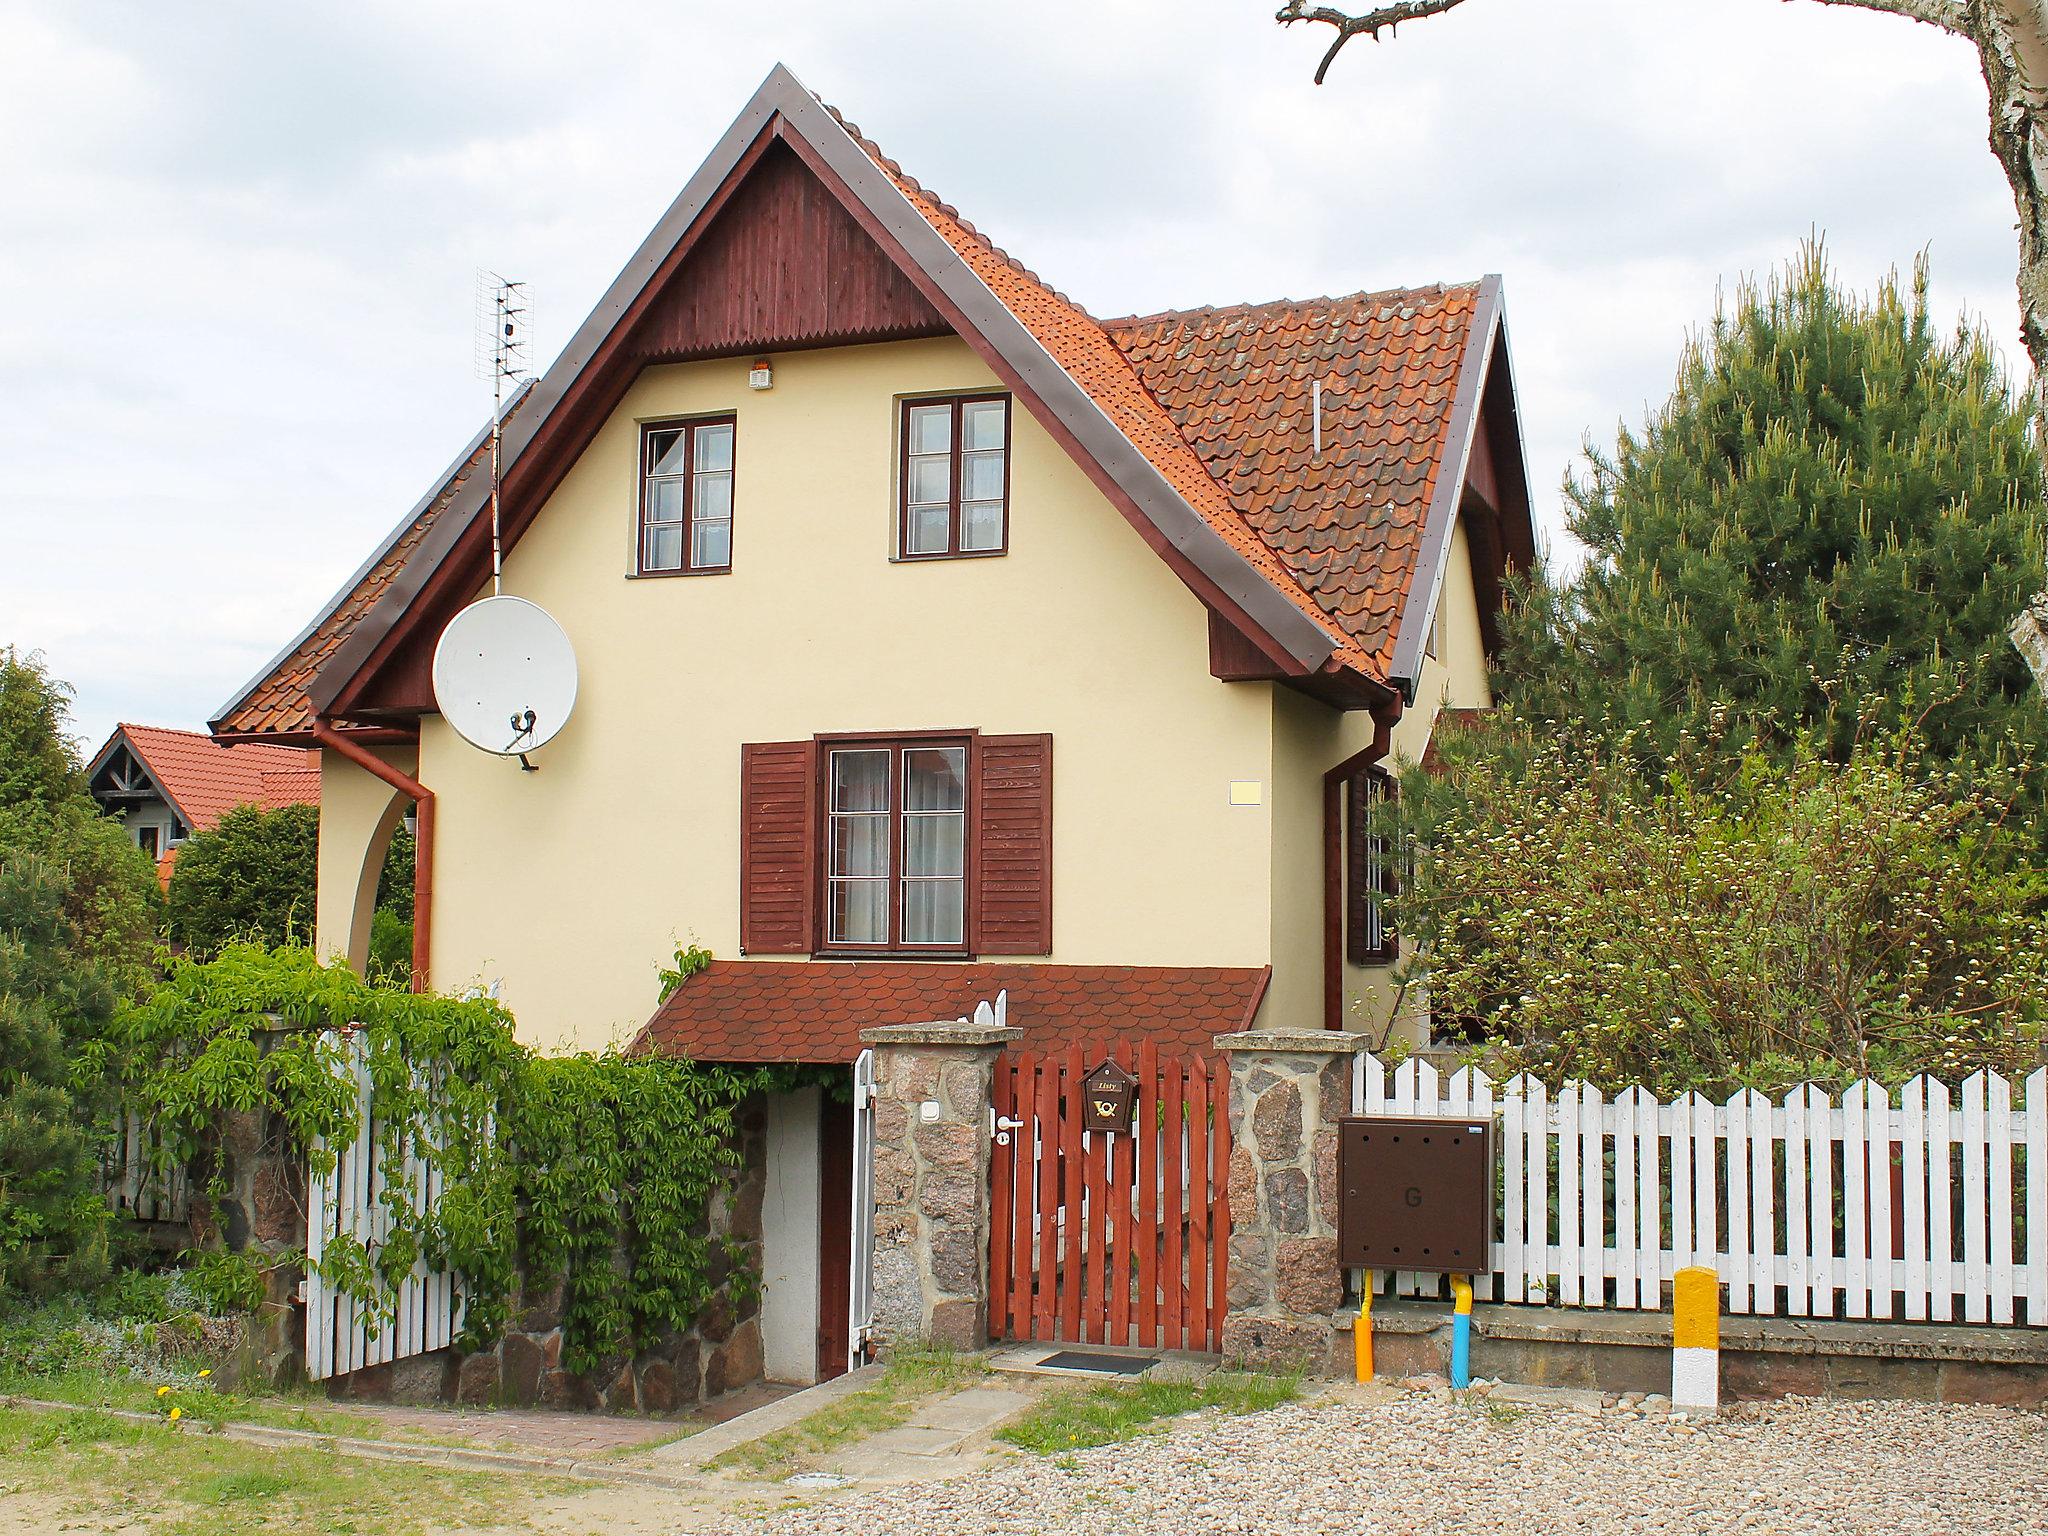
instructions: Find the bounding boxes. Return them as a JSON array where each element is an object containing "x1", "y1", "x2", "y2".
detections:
[
  {"x1": 638, "y1": 416, "x2": 735, "y2": 575},
  {"x1": 898, "y1": 394, "x2": 1010, "y2": 560}
]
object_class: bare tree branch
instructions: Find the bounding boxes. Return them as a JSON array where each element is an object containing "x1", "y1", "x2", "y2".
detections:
[
  {"x1": 1275, "y1": 0, "x2": 1474, "y2": 84},
  {"x1": 1798, "y1": 0, "x2": 1973, "y2": 37}
]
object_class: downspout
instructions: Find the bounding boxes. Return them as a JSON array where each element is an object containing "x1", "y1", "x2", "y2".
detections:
[
  {"x1": 1322, "y1": 707, "x2": 1397, "y2": 1030},
  {"x1": 312, "y1": 717, "x2": 434, "y2": 994}
]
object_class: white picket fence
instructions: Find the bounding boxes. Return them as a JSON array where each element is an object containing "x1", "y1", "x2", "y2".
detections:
[
  {"x1": 304, "y1": 1032, "x2": 461, "y2": 1380},
  {"x1": 104, "y1": 1110, "x2": 189, "y2": 1224},
  {"x1": 1354, "y1": 1055, "x2": 2048, "y2": 1327}
]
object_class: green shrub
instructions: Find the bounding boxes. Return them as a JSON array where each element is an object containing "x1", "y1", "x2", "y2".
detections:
[
  {"x1": 165, "y1": 803, "x2": 318, "y2": 956},
  {"x1": 0, "y1": 1270, "x2": 240, "y2": 1389},
  {"x1": 113, "y1": 944, "x2": 775, "y2": 1372},
  {"x1": 179, "y1": 1248, "x2": 270, "y2": 1316},
  {"x1": 367, "y1": 908, "x2": 412, "y2": 986},
  {"x1": 0, "y1": 651, "x2": 159, "y2": 1297},
  {"x1": 1496, "y1": 246, "x2": 2047, "y2": 789},
  {"x1": 1399, "y1": 718, "x2": 2048, "y2": 1097}
]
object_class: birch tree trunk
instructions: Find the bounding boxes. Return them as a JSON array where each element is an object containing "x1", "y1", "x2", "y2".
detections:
[{"x1": 1983, "y1": 1, "x2": 2048, "y2": 679}]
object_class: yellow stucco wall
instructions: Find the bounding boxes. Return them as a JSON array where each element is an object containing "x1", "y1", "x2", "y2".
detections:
[
  {"x1": 312, "y1": 335, "x2": 1499, "y2": 1052},
  {"x1": 383, "y1": 336, "x2": 1295, "y2": 1050},
  {"x1": 314, "y1": 746, "x2": 413, "y2": 976},
  {"x1": 1335, "y1": 514, "x2": 1495, "y2": 1044}
]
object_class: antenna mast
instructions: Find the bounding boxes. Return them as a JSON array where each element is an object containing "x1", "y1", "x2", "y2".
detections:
[{"x1": 475, "y1": 272, "x2": 532, "y2": 597}]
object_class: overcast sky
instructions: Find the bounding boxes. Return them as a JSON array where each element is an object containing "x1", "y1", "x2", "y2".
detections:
[{"x1": 0, "y1": 0, "x2": 2021, "y2": 755}]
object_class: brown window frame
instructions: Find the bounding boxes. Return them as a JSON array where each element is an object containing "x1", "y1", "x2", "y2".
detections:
[
  {"x1": 816, "y1": 731, "x2": 976, "y2": 958},
  {"x1": 896, "y1": 393, "x2": 1012, "y2": 561},
  {"x1": 1347, "y1": 766, "x2": 1398, "y2": 965},
  {"x1": 635, "y1": 414, "x2": 736, "y2": 577}
]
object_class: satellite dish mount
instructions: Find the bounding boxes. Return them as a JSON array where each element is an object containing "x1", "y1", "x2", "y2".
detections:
[{"x1": 432, "y1": 597, "x2": 579, "y2": 767}]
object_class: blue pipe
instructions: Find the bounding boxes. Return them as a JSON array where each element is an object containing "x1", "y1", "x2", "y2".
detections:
[{"x1": 1450, "y1": 1274, "x2": 1473, "y2": 1389}]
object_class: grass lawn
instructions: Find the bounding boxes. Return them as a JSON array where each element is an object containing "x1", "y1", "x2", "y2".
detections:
[
  {"x1": 0, "y1": 1402, "x2": 562, "y2": 1535},
  {"x1": 0, "y1": 1365, "x2": 402, "y2": 1440},
  {"x1": 707, "y1": 1348, "x2": 989, "y2": 1481},
  {"x1": 996, "y1": 1371, "x2": 1299, "y2": 1454}
]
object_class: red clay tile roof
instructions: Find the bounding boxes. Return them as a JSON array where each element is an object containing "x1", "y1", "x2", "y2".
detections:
[
  {"x1": 630, "y1": 961, "x2": 1271, "y2": 1064},
  {"x1": 1105, "y1": 289, "x2": 1480, "y2": 674},
  {"x1": 105, "y1": 724, "x2": 320, "y2": 832},
  {"x1": 219, "y1": 90, "x2": 1491, "y2": 740},
  {"x1": 836, "y1": 113, "x2": 1385, "y2": 682}
]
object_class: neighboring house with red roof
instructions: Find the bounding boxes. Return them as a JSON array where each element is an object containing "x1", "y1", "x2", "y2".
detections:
[{"x1": 88, "y1": 723, "x2": 319, "y2": 884}]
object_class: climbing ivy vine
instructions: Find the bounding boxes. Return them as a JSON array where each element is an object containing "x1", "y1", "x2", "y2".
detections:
[{"x1": 107, "y1": 943, "x2": 778, "y2": 1372}]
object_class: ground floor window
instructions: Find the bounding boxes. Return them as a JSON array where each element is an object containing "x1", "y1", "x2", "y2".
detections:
[{"x1": 825, "y1": 740, "x2": 968, "y2": 952}]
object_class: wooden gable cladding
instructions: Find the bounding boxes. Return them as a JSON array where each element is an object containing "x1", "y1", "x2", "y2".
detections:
[
  {"x1": 972, "y1": 734, "x2": 1053, "y2": 956},
  {"x1": 628, "y1": 139, "x2": 948, "y2": 362},
  {"x1": 739, "y1": 741, "x2": 816, "y2": 954}
]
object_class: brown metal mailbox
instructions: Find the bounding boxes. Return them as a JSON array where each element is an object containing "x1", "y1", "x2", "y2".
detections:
[
  {"x1": 1337, "y1": 1115, "x2": 1495, "y2": 1274},
  {"x1": 1080, "y1": 1060, "x2": 1137, "y2": 1134}
]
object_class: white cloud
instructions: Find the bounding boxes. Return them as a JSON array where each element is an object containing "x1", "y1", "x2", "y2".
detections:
[{"x1": 0, "y1": 0, "x2": 2022, "y2": 753}]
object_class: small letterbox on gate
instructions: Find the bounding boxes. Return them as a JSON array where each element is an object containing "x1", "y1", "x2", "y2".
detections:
[
  {"x1": 1337, "y1": 1115, "x2": 1495, "y2": 1274},
  {"x1": 1080, "y1": 1059, "x2": 1137, "y2": 1133}
]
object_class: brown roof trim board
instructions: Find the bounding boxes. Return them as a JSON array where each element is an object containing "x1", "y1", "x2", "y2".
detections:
[
  {"x1": 208, "y1": 382, "x2": 533, "y2": 735},
  {"x1": 1385, "y1": 276, "x2": 1531, "y2": 696},
  {"x1": 305, "y1": 64, "x2": 1346, "y2": 719}
]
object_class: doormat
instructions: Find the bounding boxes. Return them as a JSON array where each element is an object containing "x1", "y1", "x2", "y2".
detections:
[{"x1": 1035, "y1": 1350, "x2": 1157, "y2": 1375}]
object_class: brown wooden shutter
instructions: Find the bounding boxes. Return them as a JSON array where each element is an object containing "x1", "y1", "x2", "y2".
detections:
[
  {"x1": 740, "y1": 741, "x2": 815, "y2": 954},
  {"x1": 972, "y1": 733, "x2": 1052, "y2": 955}
]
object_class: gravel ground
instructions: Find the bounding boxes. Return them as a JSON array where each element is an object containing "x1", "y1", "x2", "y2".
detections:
[{"x1": 720, "y1": 1389, "x2": 2048, "y2": 1535}]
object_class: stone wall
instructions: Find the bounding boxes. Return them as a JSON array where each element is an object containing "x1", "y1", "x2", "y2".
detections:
[
  {"x1": 862, "y1": 1019, "x2": 1017, "y2": 1352},
  {"x1": 1215, "y1": 1028, "x2": 1366, "y2": 1374},
  {"x1": 322, "y1": 1095, "x2": 769, "y2": 1412}
]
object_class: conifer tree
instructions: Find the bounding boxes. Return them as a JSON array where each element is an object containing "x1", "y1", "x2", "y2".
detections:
[{"x1": 1497, "y1": 246, "x2": 2047, "y2": 775}]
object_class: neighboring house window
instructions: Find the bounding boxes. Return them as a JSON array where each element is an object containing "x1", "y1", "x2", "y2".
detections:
[
  {"x1": 825, "y1": 740, "x2": 969, "y2": 951},
  {"x1": 639, "y1": 416, "x2": 735, "y2": 574},
  {"x1": 1347, "y1": 767, "x2": 1398, "y2": 965},
  {"x1": 899, "y1": 395, "x2": 1010, "y2": 559},
  {"x1": 135, "y1": 825, "x2": 160, "y2": 859}
]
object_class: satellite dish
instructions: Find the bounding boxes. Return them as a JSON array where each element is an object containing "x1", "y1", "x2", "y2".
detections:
[{"x1": 431, "y1": 595, "x2": 579, "y2": 759}]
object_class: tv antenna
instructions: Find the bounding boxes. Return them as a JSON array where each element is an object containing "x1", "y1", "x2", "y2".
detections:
[{"x1": 474, "y1": 271, "x2": 532, "y2": 597}]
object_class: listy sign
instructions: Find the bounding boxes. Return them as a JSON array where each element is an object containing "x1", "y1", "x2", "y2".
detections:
[{"x1": 1080, "y1": 1059, "x2": 1137, "y2": 1133}]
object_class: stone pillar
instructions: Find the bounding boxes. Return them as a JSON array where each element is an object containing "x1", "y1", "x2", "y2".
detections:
[
  {"x1": 860, "y1": 1018, "x2": 1018, "y2": 1353},
  {"x1": 1214, "y1": 1027, "x2": 1368, "y2": 1374}
]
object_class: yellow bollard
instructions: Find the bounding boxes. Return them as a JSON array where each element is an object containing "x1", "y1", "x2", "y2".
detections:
[
  {"x1": 1354, "y1": 1273, "x2": 1374, "y2": 1383},
  {"x1": 1671, "y1": 1265, "x2": 1720, "y2": 1414}
]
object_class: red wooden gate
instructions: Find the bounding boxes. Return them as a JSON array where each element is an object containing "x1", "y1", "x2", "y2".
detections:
[{"x1": 989, "y1": 1044, "x2": 1230, "y2": 1353}]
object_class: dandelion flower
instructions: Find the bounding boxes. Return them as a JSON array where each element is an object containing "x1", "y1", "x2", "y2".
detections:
[
  {"x1": 156, "y1": 1386, "x2": 171, "y2": 1399},
  {"x1": 198, "y1": 1369, "x2": 212, "y2": 1379},
  {"x1": 168, "y1": 1407, "x2": 181, "y2": 1423}
]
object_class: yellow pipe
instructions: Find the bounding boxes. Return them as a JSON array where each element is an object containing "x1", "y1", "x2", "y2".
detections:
[{"x1": 1354, "y1": 1273, "x2": 1374, "y2": 1383}]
